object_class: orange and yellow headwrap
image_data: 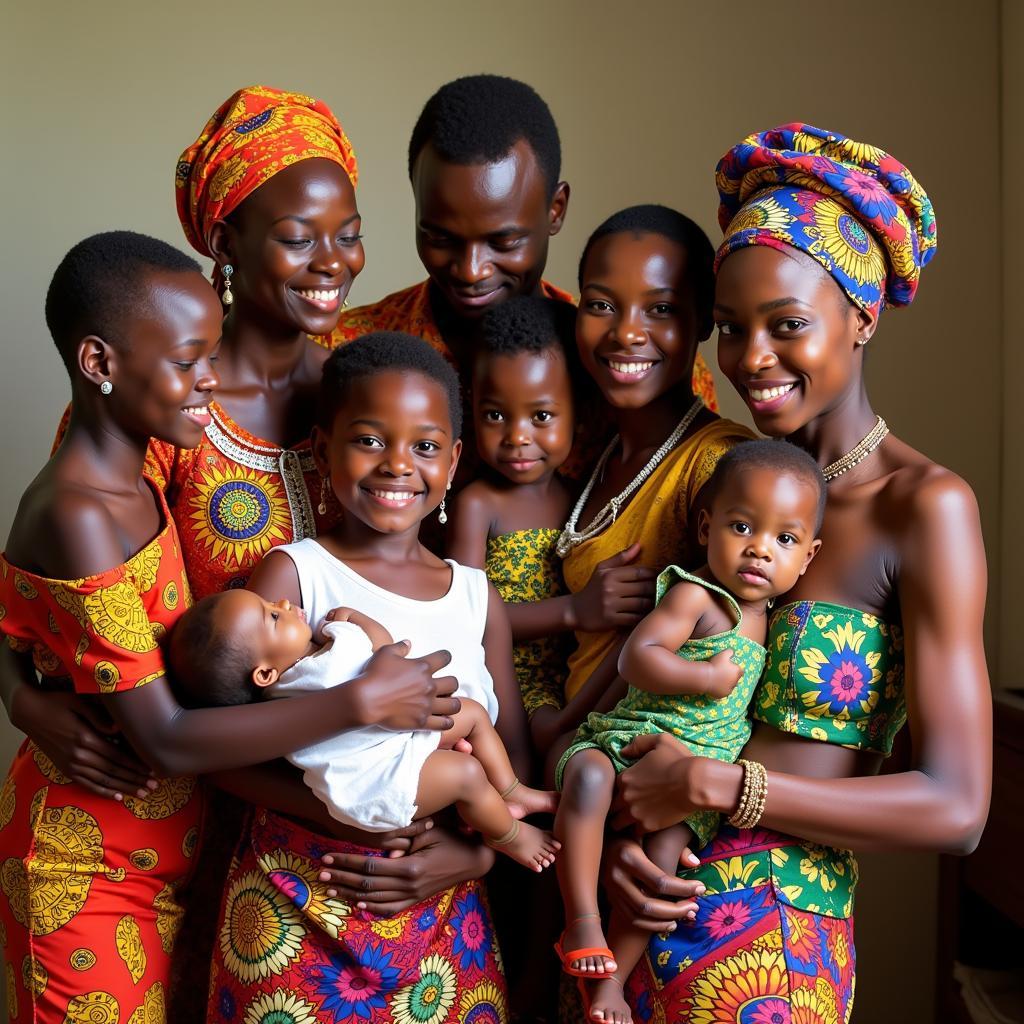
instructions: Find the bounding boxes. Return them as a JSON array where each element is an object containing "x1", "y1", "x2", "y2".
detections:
[{"x1": 174, "y1": 85, "x2": 358, "y2": 258}]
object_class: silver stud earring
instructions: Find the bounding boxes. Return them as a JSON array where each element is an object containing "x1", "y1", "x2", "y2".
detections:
[
  {"x1": 318, "y1": 476, "x2": 330, "y2": 516},
  {"x1": 222, "y1": 264, "x2": 234, "y2": 307},
  {"x1": 100, "y1": 381, "x2": 113, "y2": 396}
]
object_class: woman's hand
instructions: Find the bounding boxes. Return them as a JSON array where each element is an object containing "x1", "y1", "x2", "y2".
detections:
[
  {"x1": 350, "y1": 644, "x2": 461, "y2": 732},
  {"x1": 601, "y1": 836, "x2": 704, "y2": 932},
  {"x1": 570, "y1": 543, "x2": 657, "y2": 632},
  {"x1": 318, "y1": 821, "x2": 494, "y2": 917},
  {"x1": 12, "y1": 685, "x2": 155, "y2": 800},
  {"x1": 611, "y1": 733, "x2": 700, "y2": 832}
]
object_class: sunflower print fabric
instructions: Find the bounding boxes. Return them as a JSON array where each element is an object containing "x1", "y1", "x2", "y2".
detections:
[
  {"x1": 715, "y1": 123, "x2": 937, "y2": 315},
  {"x1": 144, "y1": 405, "x2": 332, "y2": 601},
  {"x1": 0, "y1": 495, "x2": 202, "y2": 1021},
  {"x1": 624, "y1": 826, "x2": 856, "y2": 1024},
  {"x1": 207, "y1": 809, "x2": 507, "y2": 1023},
  {"x1": 753, "y1": 601, "x2": 906, "y2": 755},
  {"x1": 485, "y1": 529, "x2": 571, "y2": 718}
]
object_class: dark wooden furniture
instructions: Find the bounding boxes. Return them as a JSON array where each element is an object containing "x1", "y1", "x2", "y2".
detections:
[{"x1": 935, "y1": 690, "x2": 1024, "y2": 1023}]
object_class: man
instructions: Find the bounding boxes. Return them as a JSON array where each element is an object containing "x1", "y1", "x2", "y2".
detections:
[{"x1": 329, "y1": 74, "x2": 716, "y2": 409}]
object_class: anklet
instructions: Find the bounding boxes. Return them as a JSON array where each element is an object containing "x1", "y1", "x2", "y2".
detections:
[
  {"x1": 499, "y1": 778, "x2": 521, "y2": 800},
  {"x1": 488, "y1": 820, "x2": 521, "y2": 846}
]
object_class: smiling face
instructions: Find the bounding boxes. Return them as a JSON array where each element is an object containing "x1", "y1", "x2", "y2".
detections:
[
  {"x1": 473, "y1": 347, "x2": 574, "y2": 484},
  {"x1": 576, "y1": 231, "x2": 699, "y2": 411},
  {"x1": 699, "y1": 465, "x2": 821, "y2": 604},
  {"x1": 214, "y1": 157, "x2": 364, "y2": 336},
  {"x1": 101, "y1": 269, "x2": 222, "y2": 448},
  {"x1": 211, "y1": 590, "x2": 313, "y2": 687},
  {"x1": 715, "y1": 245, "x2": 875, "y2": 436},
  {"x1": 314, "y1": 370, "x2": 461, "y2": 536},
  {"x1": 412, "y1": 139, "x2": 568, "y2": 321}
]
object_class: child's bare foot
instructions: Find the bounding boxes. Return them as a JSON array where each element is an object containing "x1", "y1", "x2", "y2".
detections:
[
  {"x1": 485, "y1": 820, "x2": 560, "y2": 872},
  {"x1": 502, "y1": 779, "x2": 558, "y2": 816},
  {"x1": 582, "y1": 976, "x2": 631, "y2": 1023},
  {"x1": 556, "y1": 915, "x2": 617, "y2": 974}
]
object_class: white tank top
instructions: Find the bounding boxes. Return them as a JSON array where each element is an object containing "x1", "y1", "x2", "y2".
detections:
[{"x1": 277, "y1": 538, "x2": 498, "y2": 721}]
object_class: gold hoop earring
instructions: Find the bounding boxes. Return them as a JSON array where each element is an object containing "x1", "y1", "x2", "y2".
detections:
[
  {"x1": 318, "y1": 476, "x2": 330, "y2": 516},
  {"x1": 221, "y1": 264, "x2": 234, "y2": 307}
]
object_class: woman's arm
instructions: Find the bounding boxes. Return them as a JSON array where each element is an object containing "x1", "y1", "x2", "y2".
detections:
[
  {"x1": 507, "y1": 542, "x2": 658, "y2": 642},
  {"x1": 483, "y1": 584, "x2": 530, "y2": 780},
  {"x1": 0, "y1": 642, "x2": 155, "y2": 799},
  {"x1": 615, "y1": 473, "x2": 993, "y2": 856}
]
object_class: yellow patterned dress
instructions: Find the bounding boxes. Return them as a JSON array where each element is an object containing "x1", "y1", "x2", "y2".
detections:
[
  {"x1": 0, "y1": 484, "x2": 202, "y2": 1022},
  {"x1": 484, "y1": 528, "x2": 570, "y2": 718}
]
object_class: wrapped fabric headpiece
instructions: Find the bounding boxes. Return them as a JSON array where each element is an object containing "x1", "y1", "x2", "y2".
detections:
[{"x1": 715, "y1": 123, "x2": 936, "y2": 315}]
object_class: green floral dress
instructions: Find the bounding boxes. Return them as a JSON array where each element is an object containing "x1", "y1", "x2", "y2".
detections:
[
  {"x1": 485, "y1": 528, "x2": 571, "y2": 718},
  {"x1": 556, "y1": 566, "x2": 766, "y2": 846}
]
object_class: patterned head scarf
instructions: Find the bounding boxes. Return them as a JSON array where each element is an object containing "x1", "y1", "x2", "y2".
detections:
[
  {"x1": 715, "y1": 123, "x2": 936, "y2": 315},
  {"x1": 175, "y1": 85, "x2": 358, "y2": 258}
]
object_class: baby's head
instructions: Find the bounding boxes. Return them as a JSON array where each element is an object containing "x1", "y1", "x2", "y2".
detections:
[
  {"x1": 699, "y1": 440, "x2": 825, "y2": 604},
  {"x1": 168, "y1": 590, "x2": 313, "y2": 708},
  {"x1": 474, "y1": 295, "x2": 577, "y2": 485}
]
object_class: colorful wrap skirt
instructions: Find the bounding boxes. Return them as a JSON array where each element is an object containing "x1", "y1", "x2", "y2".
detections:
[
  {"x1": 207, "y1": 809, "x2": 508, "y2": 1024},
  {"x1": 0, "y1": 740, "x2": 202, "y2": 1023},
  {"x1": 624, "y1": 827, "x2": 857, "y2": 1024}
]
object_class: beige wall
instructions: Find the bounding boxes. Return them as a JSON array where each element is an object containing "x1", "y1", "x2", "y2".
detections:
[{"x1": 1, "y1": 2, "x2": 1007, "y2": 1021}]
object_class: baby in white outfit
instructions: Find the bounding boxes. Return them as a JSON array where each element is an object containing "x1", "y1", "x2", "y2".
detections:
[{"x1": 169, "y1": 584, "x2": 559, "y2": 872}]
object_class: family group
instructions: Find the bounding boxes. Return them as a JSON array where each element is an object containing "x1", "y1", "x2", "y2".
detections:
[{"x1": 0, "y1": 74, "x2": 991, "y2": 1024}]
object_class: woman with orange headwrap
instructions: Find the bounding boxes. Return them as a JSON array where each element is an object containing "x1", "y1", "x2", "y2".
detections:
[{"x1": 162, "y1": 87, "x2": 508, "y2": 1023}]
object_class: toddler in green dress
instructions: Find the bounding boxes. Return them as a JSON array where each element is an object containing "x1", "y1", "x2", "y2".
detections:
[{"x1": 553, "y1": 440, "x2": 826, "y2": 1024}]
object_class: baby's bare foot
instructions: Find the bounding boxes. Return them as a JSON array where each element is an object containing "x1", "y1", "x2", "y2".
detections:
[
  {"x1": 486, "y1": 820, "x2": 560, "y2": 872},
  {"x1": 505, "y1": 781, "x2": 558, "y2": 817},
  {"x1": 582, "y1": 976, "x2": 631, "y2": 1024}
]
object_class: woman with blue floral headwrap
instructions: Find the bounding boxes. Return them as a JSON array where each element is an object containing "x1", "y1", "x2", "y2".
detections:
[{"x1": 600, "y1": 125, "x2": 990, "y2": 1024}]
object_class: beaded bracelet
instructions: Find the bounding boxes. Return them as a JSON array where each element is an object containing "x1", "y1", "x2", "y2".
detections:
[{"x1": 728, "y1": 759, "x2": 768, "y2": 829}]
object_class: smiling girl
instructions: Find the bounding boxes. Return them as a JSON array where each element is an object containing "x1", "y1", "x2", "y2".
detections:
[{"x1": 206, "y1": 332, "x2": 529, "y2": 1021}]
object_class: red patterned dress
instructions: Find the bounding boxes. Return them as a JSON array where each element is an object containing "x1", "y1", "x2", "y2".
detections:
[{"x1": 0, "y1": 486, "x2": 202, "y2": 1022}]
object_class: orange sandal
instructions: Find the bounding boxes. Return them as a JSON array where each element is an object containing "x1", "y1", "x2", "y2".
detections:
[{"x1": 554, "y1": 914, "x2": 617, "y2": 977}]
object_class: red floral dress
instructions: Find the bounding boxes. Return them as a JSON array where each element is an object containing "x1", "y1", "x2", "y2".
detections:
[{"x1": 0, "y1": 486, "x2": 202, "y2": 1022}]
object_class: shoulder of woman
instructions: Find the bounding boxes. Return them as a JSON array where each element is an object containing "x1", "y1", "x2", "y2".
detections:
[
  {"x1": 33, "y1": 486, "x2": 124, "y2": 579},
  {"x1": 882, "y1": 455, "x2": 980, "y2": 539}
]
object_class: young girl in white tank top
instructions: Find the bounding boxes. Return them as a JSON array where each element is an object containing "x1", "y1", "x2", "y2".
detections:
[{"x1": 243, "y1": 333, "x2": 560, "y2": 870}]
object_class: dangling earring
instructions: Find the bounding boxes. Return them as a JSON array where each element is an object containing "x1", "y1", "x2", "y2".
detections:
[
  {"x1": 341, "y1": 299, "x2": 350, "y2": 310},
  {"x1": 767, "y1": 597, "x2": 775, "y2": 610},
  {"x1": 99, "y1": 381, "x2": 113, "y2": 396},
  {"x1": 221, "y1": 264, "x2": 234, "y2": 307},
  {"x1": 318, "y1": 476, "x2": 330, "y2": 516},
  {"x1": 438, "y1": 482, "x2": 452, "y2": 525}
]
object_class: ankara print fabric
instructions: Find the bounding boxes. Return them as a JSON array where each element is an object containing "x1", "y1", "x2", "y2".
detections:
[
  {"x1": 207, "y1": 810, "x2": 508, "y2": 1024},
  {"x1": 624, "y1": 827, "x2": 856, "y2": 1024},
  {"x1": 715, "y1": 123, "x2": 936, "y2": 315},
  {"x1": 175, "y1": 85, "x2": 358, "y2": 259},
  {"x1": 0, "y1": 496, "x2": 202, "y2": 1021},
  {"x1": 753, "y1": 601, "x2": 906, "y2": 756}
]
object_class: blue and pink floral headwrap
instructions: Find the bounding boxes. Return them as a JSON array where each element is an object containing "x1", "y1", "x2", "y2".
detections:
[{"x1": 715, "y1": 123, "x2": 937, "y2": 316}]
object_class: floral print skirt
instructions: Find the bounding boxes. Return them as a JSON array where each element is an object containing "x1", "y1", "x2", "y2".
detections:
[
  {"x1": 624, "y1": 827, "x2": 856, "y2": 1024},
  {"x1": 206, "y1": 809, "x2": 507, "y2": 1024}
]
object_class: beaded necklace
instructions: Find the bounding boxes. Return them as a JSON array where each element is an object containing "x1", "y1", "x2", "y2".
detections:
[{"x1": 556, "y1": 398, "x2": 703, "y2": 557}]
